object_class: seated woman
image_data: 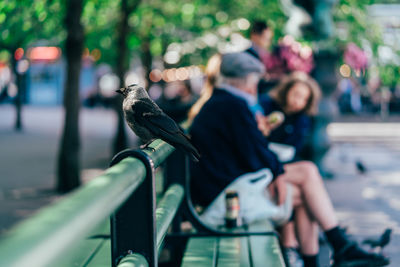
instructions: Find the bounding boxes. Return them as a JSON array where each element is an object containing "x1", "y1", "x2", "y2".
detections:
[
  {"x1": 257, "y1": 72, "x2": 321, "y2": 265},
  {"x1": 188, "y1": 52, "x2": 388, "y2": 267},
  {"x1": 259, "y1": 72, "x2": 320, "y2": 160}
]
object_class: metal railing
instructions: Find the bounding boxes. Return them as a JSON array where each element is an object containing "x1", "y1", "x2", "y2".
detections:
[
  {"x1": 0, "y1": 125, "x2": 281, "y2": 267},
  {"x1": 0, "y1": 139, "x2": 183, "y2": 267}
]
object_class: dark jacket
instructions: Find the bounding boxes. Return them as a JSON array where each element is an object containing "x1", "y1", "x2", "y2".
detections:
[
  {"x1": 245, "y1": 46, "x2": 261, "y2": 61},
  {"x1": 259, "y1": 96, "x2": 312, "y2": 157},
  {"x1": 189, "y1": 88, "x2": 284, "y2": 207}
]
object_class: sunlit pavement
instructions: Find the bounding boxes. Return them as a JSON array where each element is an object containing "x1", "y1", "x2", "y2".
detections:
[{"x1": 323, "y1": 121, "x2": 400, "y2": 266}]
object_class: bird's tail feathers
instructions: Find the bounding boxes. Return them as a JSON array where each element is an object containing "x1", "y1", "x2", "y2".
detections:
[
  {"x1": 176, "y1": 142, "x2": 200, "y2": 162},
  {"x1": 176, "y1": 131, "x2": 200, "y2": 162}
]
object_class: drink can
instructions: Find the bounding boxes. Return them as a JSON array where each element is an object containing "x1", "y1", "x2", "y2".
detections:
[{"x1": 225, "y1": 190, "x2": 241, "y2": 228}]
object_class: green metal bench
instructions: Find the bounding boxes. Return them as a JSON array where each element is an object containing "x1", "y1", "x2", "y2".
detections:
[
  {"x1": 181, "y1": 221, "x2": 284, "y2": 267},
  {"x1": 0, "y1": 137, "x2": 286, "y2": 267}
]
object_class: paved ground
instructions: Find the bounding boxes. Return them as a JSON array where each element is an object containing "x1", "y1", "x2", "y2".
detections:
[
  {"x1": 1, "y1": 105, "x2": 400, "y2": 266},
  {"x1": 322, "y1": 122, "x2": 400, "y2": 266}
]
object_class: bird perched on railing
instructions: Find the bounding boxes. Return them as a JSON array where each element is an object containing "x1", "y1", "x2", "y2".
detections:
[
  {"x1": 362, "y1": 228, "x2": 392, "y2": 253},
  {"x1": 116, "y1": 84, "x2": 200, "y2": 162}
]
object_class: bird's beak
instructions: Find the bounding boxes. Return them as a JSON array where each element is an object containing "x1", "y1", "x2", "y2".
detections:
[{"x1": 115, "y1": 88, "x2": 123, "y2": 95}]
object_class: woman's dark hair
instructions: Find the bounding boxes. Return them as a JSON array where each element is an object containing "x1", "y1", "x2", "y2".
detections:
[
  {"x1": 250, "y1": 20, "x2": 269, "y2": 35},
  {"x1": 269, "y1": 72, "x2": 321, "y2": 115}
]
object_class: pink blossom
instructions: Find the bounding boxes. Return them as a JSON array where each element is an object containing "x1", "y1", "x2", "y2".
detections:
[
  {"x1": 344, "y1": 43, "x2": 368, "y2": 71},
  {"x1": 263, "y1": 36, "x2": 315, "y2": 77}
]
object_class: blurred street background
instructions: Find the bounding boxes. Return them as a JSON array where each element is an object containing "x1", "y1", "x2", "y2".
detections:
[{"x1": 1, "y1": 0, "x2": 400, "y2": 266}]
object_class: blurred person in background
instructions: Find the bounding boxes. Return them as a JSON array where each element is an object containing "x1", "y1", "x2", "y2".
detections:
[
  {"x1": 187, "y1": 53, "x2": 222, "y2": 123},
  {"x1": 336, "y1": 77, "x2": 362, "y2": 114},
  {"x1": 189, "y1": 52, "x2": 389, "y2": 267},
  {"x1": 259, "y1": 71, "x2": 321, "y2": 160},
  {"x1": 245, "y1": 20, "x2": 278, "y2": 95},
  {"x1": 157, "y1": 80, "x2": 198, "y2": 123},
  {"x1": 246, "y1": 20, "x2": 273, "y2": 61}
]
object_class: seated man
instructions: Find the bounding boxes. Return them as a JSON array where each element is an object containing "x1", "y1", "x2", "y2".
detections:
[{"x1": 189, "y1": 52, "x2": 388, "y2": 267}]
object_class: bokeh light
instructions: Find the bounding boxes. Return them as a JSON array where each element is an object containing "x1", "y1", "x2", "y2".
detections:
[
  {"x1": 237, "y1": 18, "x2": 250, "y2": 30},
  {"x1": 16, "y1": 59, "x2": 29, "y2": 74},
  {"x1": 125, "y1": 72, "x2": 141, "y2": 87},
  {"x1": 28, "y1": 47, "x2": 61, "y2": 61},
  {"x1": 7, "y1": 82, "x2": 18, "y2": 98},
  {"x1": 339, "y1": 64, "x2": 351, "y2": 77},
  {"x1": 215, "y1": 11, "x2": 228, "y2": 23},
  {"x1": 176, "y1": 67, "x2": 189, "y2": 80},
  {"x1": 166, "y1": 68, "x2": 177, "y2": 82},
  {"x1": 181, "y1": 3, "x2": 195, "y2": 15},
  {"x1": 91, "y1": 49, "x2": 101, "y2": 61},
  {"x1": 14, "y1": 48, "x2": 24, "y2": 61},
  {"x1": 83, "y1": 48, "x2": 90, "y2": 58},
  {"x1": 99, "y1": 73, "x2": 119, "y2": 97},
  {"x1": 164, "y1": 51, "x2": 180, "y2": 65},
  {"x1": 149, "y1": 69, "x2": 162, "y2": 83}
]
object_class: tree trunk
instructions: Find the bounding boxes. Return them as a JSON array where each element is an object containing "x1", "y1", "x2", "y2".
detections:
[
  {"x1": 112, "y1": 0, "x2": 141, "y2": 155},
  {"x1": 57, "y1": 0, "x2": 84, "y2": 193},
  {"x1": 112, "y1": 98, "x2": 127, "y2": 155},
  {"x1": 140, "y1": 37, "x2": 152, "y2": 88},
  {"x1": 11, "y1": 55, "x2": 23, "y2": 131}
]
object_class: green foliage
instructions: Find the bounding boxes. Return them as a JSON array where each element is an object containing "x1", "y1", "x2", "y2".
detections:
[
  {"x1": 0, "y1": 0, "x2": 65, "y2": 53},
  {"x1": 124, "y1": 0, "x2": 285, "y2": 67},
  {"x1": 332, "y1": 0, "x2": 400, "y2": 86},
  {"x1": 0, "y1": 50, "x2": 11, "y2": 62},
  {"x1": 82, "y1": 0, "x2": 120, "y2": 64},
  {"x1": 333, "y1": 0, "x2": 382, "y2": 52},
  {"x1": 380, "y1": 64, "x2": 400, "y2": 86},
  {"x1": 0, "y1": 0, "x2": 287, "y2": 68}
]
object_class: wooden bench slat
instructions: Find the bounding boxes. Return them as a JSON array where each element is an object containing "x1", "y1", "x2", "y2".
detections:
[
  {"x1": 217, "y1": 237, "x2": 251, "y2": 267},
  {"x1": 180, "y1": 237, "x2": 218, "y2": 267},
  {"x1": 248, "y1": 236, "x2": 286, "y2": 267},
  {"x1": 248, "y1": 221, "x2": 286, "y2": 267},
  {"x1": 247, "y1": 220, "x2": 275, "y2": 231}
]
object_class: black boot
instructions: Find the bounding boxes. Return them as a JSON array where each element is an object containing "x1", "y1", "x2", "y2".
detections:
[
  {"x1": 332, "y1": 241, "x2": 389, "y2": 267},
  {"x1": 325, "y1": 227, "x2": 389, "y2": 267}
]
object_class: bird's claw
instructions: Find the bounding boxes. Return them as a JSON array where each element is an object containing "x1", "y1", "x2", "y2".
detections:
[
  {"x1": 143, "y1": 146, "x2": 156, "y2": 152},
  {"x1": 140, "y1": 142, "x2": 155, "y2": 152}
]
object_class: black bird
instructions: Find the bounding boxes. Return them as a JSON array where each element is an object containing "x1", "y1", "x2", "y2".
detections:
[
  {"x1": 355, "y1": 159, "x2": 367, "y2": 174},
  {"x1": 116, "y1": 84, "x2": 200, "y2": 161},
  {"x1": 362, "y1": 228, "x2": 392, "y2": 252}
]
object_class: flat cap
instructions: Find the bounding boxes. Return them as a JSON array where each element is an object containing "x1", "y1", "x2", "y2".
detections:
[{"x1": 220, "y1": 52, "x2": 265, "y2": 78}]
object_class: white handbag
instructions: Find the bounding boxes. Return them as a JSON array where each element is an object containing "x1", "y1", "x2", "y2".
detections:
[{"x1": 200, "y1": 168, "x2": 293, "y2": 227}]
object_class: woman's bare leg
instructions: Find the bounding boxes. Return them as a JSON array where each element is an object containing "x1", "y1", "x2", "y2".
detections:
[
  {"x1": 279, "y1": 164, "x2": 389, "y2": 266},
  {"x1": 280, "y1": 161, "x2": 338, "y2": 231},
  {"x1": 280, "y1": 222, "x2": 299, "y2": 248},
  {"x1": 286, "y1": 184, "x2": 319, "y2": 254},
  {"x1": 294, "y1": 204, "x2": 319, "y2": 255}
]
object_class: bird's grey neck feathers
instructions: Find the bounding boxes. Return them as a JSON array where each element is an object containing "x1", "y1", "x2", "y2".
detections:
[{"x1": 130, "y1": 86, "x2": 150, "y2": 100}]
